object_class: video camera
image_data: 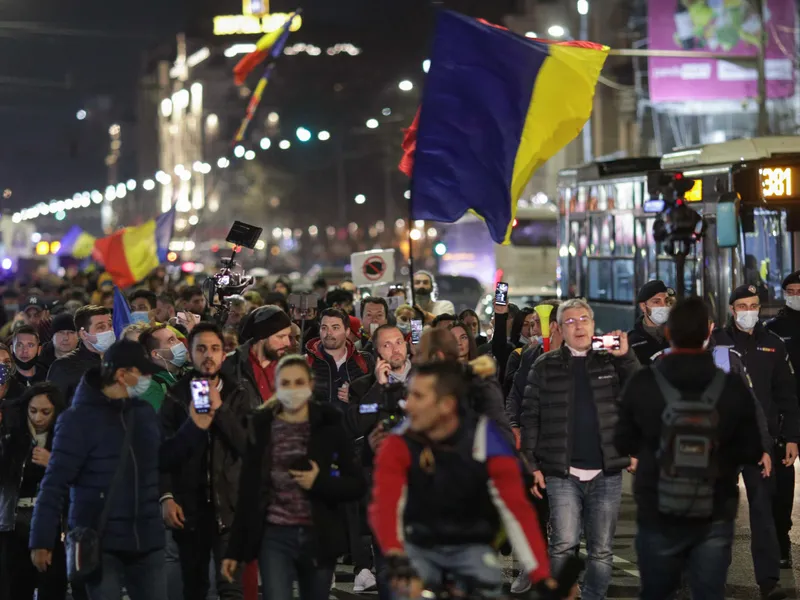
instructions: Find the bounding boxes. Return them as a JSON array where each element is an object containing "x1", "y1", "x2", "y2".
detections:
[
  {"x1": 203, "y1": 221, "x2": 263, "y2": 326},
  {"x1": 359, "y1": 381, "x2": 407, "y2": 430},
  {"x1": 647, "y1": 172, "x2": 707, "y2": 256}
]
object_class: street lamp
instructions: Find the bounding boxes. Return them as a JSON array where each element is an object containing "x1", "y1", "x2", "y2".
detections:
[
  {"x1": 423, "y1": 60, "x2": 430, "y2": 73},
  {"x1": 525, "y1": 31, "x2": 538, "y2": 38},
  {"x1": 366, "y1": 119, "x2": 379, "y2": 129},
  {"x1": 318, "y1": 130, "x2": 330, "y2": 141},
  {"x1": 260, "y1": 137, "x2": 271, "y2": 150},
  {"x1": 354, "y1": 194, "x2": 366, "y2": 205},
  {"x1": 76, "y1": 109, "x2": 87, "y2": 120},
  {"x1": 296, "y1": 127, "x2": 311, "y2": 142},
  {"x1": 547, "y1": 25, "x2": 566, "y2": 38},
  {"x1": 398, "y1": 80, "x2": 414, "y2": 92},
  {"x1": 577, "y1": 0, "x2": 589, "y2": 16},
  {"x1": 279, "y1": 140, "x2": 291, "y2": 150}
]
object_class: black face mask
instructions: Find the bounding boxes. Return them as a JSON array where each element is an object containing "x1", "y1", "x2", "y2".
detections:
[
  {"x1": 14, "y1": 354, "x2": 37, "y2": 371},
  {"x1": 414, "y1": 287, "x2": 432, "y2": 298}
]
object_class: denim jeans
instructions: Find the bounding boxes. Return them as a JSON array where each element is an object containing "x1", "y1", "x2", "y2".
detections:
[
  {"x1": 85, "y1": 549, "x2": 167, "y2": 600},
  {"x1": 545, "y1": 472, "x2": 622, "y2": 600},
  {"x1": 636, "y1": 520, "x2": 734, "y2": 600},
  {"x1": 404, "y1": 543, "x2": 504, "y2": 596},
  {"x1": 258, "y1": 525, "x2": 333, "y2": 600}
]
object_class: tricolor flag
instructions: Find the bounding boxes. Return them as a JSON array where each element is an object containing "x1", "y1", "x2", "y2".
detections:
[
  {"x1": 112, "y1": 286, "x2": 132, "y2": 338},
  {"x1": 58, "y1": 226, "x2": 97, "y2": 259},
  {"x1": 402, "y1": 11, "x2": 608, "y2": 245},
  {"x1": 94, "y1": 209, "x2": 175, "y2": 289},
  {"x1": 233, "y1": 12, "x2": 298, "y2": 86}
]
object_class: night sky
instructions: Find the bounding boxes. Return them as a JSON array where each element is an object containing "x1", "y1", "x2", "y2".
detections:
[{"x1": 0, "y1": 0, "x2": 517, "y2": 217}]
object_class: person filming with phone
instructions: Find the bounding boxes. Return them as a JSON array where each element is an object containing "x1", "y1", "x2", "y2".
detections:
[
  {"x1": 520, "y1": 298, "x2": 639, "y2": 600},
  {"x1": 220, "y1": 355, "x2": 365, "y2": 600},
  {"x1": 159, "y1": 322, "x2": 259, "y2": 600}
]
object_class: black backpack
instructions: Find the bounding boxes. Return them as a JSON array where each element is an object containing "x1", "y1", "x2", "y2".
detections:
[{"x1": 652, "y1": 367, "x2": 726, "y2": 518}]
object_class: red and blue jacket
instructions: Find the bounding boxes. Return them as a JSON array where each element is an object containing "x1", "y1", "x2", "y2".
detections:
[{"x1": 369, "y1": 415, "x2": 550, "y2": 584}]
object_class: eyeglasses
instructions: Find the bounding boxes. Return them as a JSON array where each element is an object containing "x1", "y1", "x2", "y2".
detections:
[{"x1": 562, "y1": 316, "x2": 591, "y2": 327}]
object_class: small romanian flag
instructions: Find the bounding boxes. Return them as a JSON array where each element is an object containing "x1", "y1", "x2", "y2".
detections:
[
  {"x1": 404, "y1": 11, "x2": 608, "y2": 245},
  {"x1": 94, "y1": 209, "x2": 175, "y2": 289},
  {"x1": 233, "y1": 12, "x2": 298, "y2": 86},
  {"x1": 58, "y1": 226, "x2": 97, "y2": 259}
]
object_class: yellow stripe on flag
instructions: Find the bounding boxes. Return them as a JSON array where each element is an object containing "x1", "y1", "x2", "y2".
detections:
[
  {"x1": 122, "y1": 219, "x2": 159, "y2": 284},
  {"x1": 506, "y1": 44, "x2": 608, "y2": 243},
  {"x1": 255, "y1": 20, "x2": 286, "y2": 52},
  {"x1": 72, "y1": 232, "x2": 97, "y2": 259}
]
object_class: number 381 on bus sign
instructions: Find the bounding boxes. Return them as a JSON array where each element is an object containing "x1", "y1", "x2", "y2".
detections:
[{"x1": 761, "y1": 167, "x2": 793, "y2": 199}]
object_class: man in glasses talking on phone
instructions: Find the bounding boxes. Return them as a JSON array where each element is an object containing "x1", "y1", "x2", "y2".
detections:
[{"x1": 520, "y1": 298, "x2": 639, "y2": 600}]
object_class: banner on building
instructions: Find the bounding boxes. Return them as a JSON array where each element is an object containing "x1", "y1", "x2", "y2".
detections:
[{"x1": 648, "y1": 0, "x2": 796, "y2": 103}]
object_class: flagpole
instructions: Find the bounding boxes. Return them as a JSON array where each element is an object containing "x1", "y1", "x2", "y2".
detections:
[{"x1": 408, "y1": 187, "x2": 416, "y2": 308}]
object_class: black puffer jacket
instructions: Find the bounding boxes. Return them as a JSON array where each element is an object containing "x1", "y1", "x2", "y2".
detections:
[
  {"x1": 160, "y1": 370, "x2": 259, "y2": 531},
  {"x1": 46, "y1": 343, "x2": 101, "y2": 405},
  {"x1": 520, "y1": 346, "x2": 640, "y2": 475}
]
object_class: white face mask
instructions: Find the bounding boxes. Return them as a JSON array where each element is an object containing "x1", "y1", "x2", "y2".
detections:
[
  {"x1": 735, "y1": 310, "x2": 760, "y2": 331},
  {"x1": 276, "y1": 387, "x2": 312, "y2": 411},
  {"x1": 126, "y1": 375, "x2": 152, "y2": 398},
  {"x1": 649, "y1": 306, "x2": 670, "y2": 327},
  {"x1": 90, "y1": 330, "x2": 116, "y2": 353},
  {"x1": 519, "y1": 335, "x2": 530, "y2": 346},
  {"x1": 786, "y1": 296, "x2": 800, "y2": 312}
]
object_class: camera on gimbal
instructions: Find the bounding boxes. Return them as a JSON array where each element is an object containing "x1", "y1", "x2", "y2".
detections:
[
  {"x1": 647, "y1": 172, "x2": 707, "y2": 256},
  {"x1": 203, "y1": 221, "x2": 263, "y2": 326},
  {"x1": 359, "y1": 381, "x2": 407, "y2": 430}
]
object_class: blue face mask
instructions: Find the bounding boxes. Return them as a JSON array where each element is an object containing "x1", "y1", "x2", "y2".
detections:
[
  {"x1": 126, "y1": 375, "x2": 153, "y2": 399},
  {"x1": 167, "y1": 342, "x2": 187, "y2": 367},
  {"x1": 130, "y1": 311, "x2": 150, "y2": 324}
]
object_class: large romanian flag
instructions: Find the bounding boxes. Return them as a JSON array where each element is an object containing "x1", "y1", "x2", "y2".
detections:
[
  {"x1": 94, "y1": 209, "x2": 175, "y2": 289},
  {"x1": 403, "y1": 11, "x2": 608, "y2": 244},
  {"x1": 233, "y1": 12, "x2": 298, "y2": 86}
]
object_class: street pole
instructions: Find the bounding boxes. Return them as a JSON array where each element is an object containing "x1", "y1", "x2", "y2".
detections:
[
  {"x1": 754, "y1": 0, "x2": 770, "y2": 136},
  {"x1": 579, "y1": 8, "x2": 593, "y2": 163}
]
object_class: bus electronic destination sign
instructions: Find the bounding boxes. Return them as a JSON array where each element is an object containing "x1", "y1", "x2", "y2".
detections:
[{"x1": 761, "y1": 167, "x2": 794, "y2": 199}]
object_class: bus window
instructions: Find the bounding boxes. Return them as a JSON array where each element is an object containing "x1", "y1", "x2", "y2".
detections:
[
  {"x1": 743, "y1": 209, "x2": 793, "y2": 304},
  {"x1": 657, "y1": 257, "x2": 698, "y2": 296},
  {"x1": 596, "y1": 185, "x2": 609, "y2": 211},
  {"x1": 614, "y1": 214, "x2": 635, "y2": 256},
  {"x1": 614, "y1": 260, "x2": 635, "y2": 302},
  {"x1": 509, "y1": 219, "x2": 558, "y2": 247},
  {"x1": 615, "y1": 182, "x2": 635, "y2": 210},
  {"x1": 576, "y1": 187, "x2": 588, "y2": 212},
  {"x1": 589, "y1": 259, "x2": 612, "y2": 300},
  {"x1": 590, "y1": 215, "x2": 613, "y2": 255}
]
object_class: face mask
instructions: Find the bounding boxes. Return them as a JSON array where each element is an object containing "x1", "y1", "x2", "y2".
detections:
[
  {"x1": 534, "y1": 336, "x2": 544, "y2": 346},
  {"x1": 519, "y1": 335, "x2": 530, "y2": 346},
  {"x1": 0, "y1": 363, "x2": 11, "y2": 386},
  {"x1": 369, "y1": 323, "x2": 380, "y2": 336},
  {"x1": 167, "y1": 342, "x2": 187, "y2": 367},
  {"x1": 276, "y1": 387, "x2": 312, "y2": 411},
  {"x1": 90, "y1": 330, "x2": 116, "y2": 353},
  {"x1": 13, "y1": 355, "x2": 37, "y2": 371},
  {"x1": 735, "y1": 310, "x2": 760, "y2": 331},
  {"x1": 649, "y1": 306, "x2": 671, "y2": 327},
  {"x1": 130, "y1": 311, "x2": 149, "y2": 324},
  {"x1": 126, "y1": 375, "x2": 153, "y2": 398},
  {"x1": 397, "y1": 322, "x2": 411, "y2": 334},
  {"x1": 787, "y1": 296, "x2": 800, "y2": 312}
]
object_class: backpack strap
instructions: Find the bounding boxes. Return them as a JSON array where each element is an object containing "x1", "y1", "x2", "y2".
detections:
[
  {"x1": 699, "y1": 370, "x2": 726, "y2": 408},
  {"x1": 651, "y1": 366, "x2": 683, "y2": 406}
]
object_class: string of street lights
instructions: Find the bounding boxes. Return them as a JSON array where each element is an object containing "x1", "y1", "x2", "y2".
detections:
[{"x1": 12, "y1": 76, "x2": 421, "y2": 225}]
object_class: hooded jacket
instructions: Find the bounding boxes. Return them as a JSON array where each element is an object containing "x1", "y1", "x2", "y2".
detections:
[
  {"x1": 29, "y1": 368, "x2": 207, "y2": 553},
  {"x1": 306, "y1": 338, "x2": 374, "y2": 408}
]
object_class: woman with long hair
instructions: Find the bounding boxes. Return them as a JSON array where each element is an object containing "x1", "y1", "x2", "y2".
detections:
[
  {"x1": 448, "y1": 320, "x2": 479, "y2": 363},
  {"x1": 221, "y1": 355, "x2": 365, "y2": 600},
  {"x1": 459, "y1": 309, "x2": 488, "y2": 347},
  {"x1": 0, "y1": 382, "x2": 67, "y2": 600}
]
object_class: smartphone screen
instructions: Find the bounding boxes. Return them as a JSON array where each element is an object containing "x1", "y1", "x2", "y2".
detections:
[
  {"x1": 410, "y1": 319, "x2": 423, "y2": 345},
  {"x1": 191, "y1": 379, "x2": 211, "y2": 414},
  {"x1": 495, "y1": 282, "x2": 509, "y2": 306},
  {"x1": 591, "y1": 335, "x2": 621, "y2": 351}
]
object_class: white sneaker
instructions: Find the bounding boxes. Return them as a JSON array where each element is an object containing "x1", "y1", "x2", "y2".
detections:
[
  {"x1": 331, "y1": 573, "x2": 336, "y2": 589},
  {"x1": 353, "y1": 568, "x2": 378, "y2": 593},
  {"x1": 510, "y1": 571, "x2": 532, "y2": 594}
]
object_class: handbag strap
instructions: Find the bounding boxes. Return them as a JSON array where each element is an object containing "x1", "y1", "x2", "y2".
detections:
[{"x1": 97, "y1": 406, "x2": 136, "y2": 536}]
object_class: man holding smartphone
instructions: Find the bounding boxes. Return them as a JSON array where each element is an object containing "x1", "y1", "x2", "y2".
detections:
[{"x1": 160, "y1": 323, "x2": 258, "y2": 600}]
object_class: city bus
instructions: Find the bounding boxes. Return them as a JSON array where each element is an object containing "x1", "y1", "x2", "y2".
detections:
[{"x1": 557, "y1": 137, "x2": 800, "y2": 332}]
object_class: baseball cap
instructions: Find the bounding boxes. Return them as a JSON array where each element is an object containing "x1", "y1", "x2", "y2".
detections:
[
  {"x1": 23, "y1": 296, "x2": 45, "y2": 312},
  {"x1": 101, "y1": 339, "x2": 161, "y2": 378}
]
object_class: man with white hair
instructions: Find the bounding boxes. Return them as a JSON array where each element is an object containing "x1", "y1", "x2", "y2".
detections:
[
  {"x1": 412, "y1": 271, "x2": 455, "y2": 324},
  {"x1": 520, "y1": 298, "x2": 639, "y2": 600}
]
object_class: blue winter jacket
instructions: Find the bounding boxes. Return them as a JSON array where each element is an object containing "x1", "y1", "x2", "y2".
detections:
[{"x1": 29, "y1": 368, "x2": 207, "y2": 553}]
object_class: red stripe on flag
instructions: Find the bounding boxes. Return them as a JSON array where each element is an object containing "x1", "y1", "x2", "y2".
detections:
[
  {"x1": 233, "y1": 50, "x2": 269, "y2": 86},
  {"x1": 398, "y1": 108, "x2": 421, "y2": 177},
  {"x1": 94, "y1": 231, "x2": 137, "y2": 289}
]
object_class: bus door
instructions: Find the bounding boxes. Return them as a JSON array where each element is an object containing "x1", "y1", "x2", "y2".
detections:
[{"x1": 740, "y1": 208, "x2": 794, "y2": 316}]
